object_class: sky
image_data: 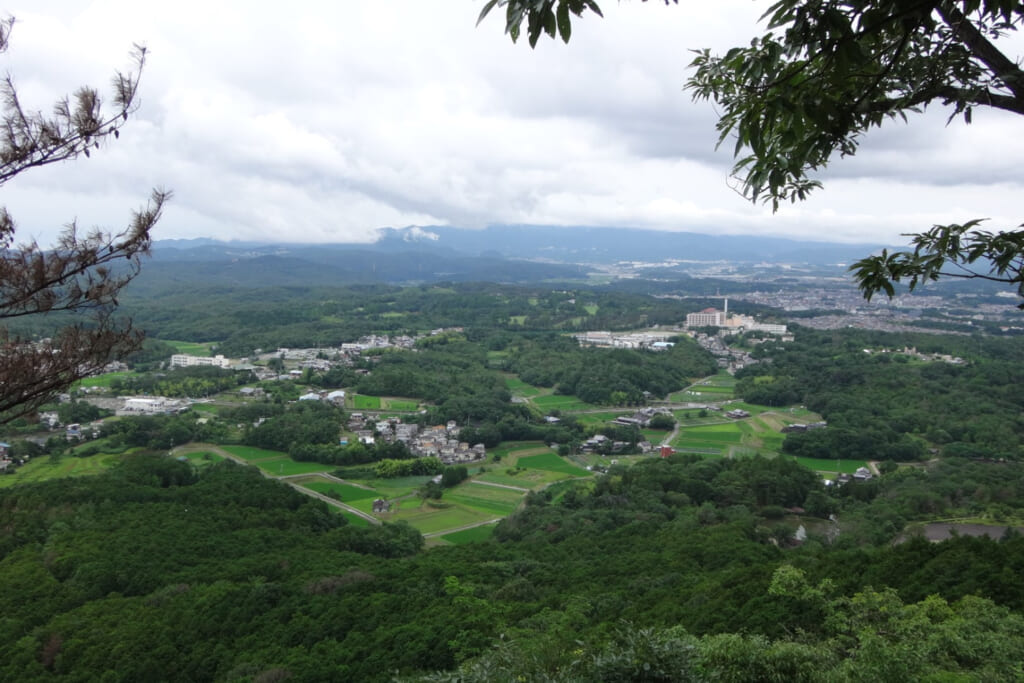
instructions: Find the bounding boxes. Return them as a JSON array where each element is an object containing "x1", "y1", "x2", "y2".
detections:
[{"x1": 1, "y1": 0, "x2": 1021, "y2": 247}]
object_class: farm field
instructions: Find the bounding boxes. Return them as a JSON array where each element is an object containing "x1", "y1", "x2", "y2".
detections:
[
  {"x1": 504, "y1": 375, "x2": 542, "y2": 397},
  {"x1": 439, "y1": 523, "x2": 497, "y2": 544},
  {"x1": 573, "y1": 411, "x2": 630, "y2": 426},
  {"x1": 382, "y1": 398, "x2": 419, "y2": 411},
  {"x1": 351, "y1": 394, "x2": 382, "y2": 410},
  {"x1": 302, "y1": 480, "x2": 378, "y2": 504},
  {"x1": 532, "y1": 394, "x2": 597, "y2": 412},
  {"x1": 254, "y1": 458, "x2": 335, "y2": 476},
  {"x1": 391, "y1": 500, "x2": 496, "y2": 534},
  {"x1": 0, "y1": 451, "x2": 124, "y2": 487},
  {"x1": 445, "y1": 484, "x2": 524, "y2": 516},
  {"x1": 516, "y1": 452, "x2": 590, "y2": 477},
  {"x1": 221, "y1": 445, "x2": 288, "y2": 462}
]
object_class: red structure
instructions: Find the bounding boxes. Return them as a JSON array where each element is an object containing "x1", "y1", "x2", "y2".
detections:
[{"x1": 660, "y1": 445, "x2": 673, "y2": 458}]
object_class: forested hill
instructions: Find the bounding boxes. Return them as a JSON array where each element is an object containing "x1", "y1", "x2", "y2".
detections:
[
  {"x1": 154, "y1": 227, "x2": 886, "y2": 267},
  {"x1": 3, "y1": 455, "x2": 1024, "y2": 680},
  {"x1": 131, "y1": 247, "x2": 586, "y2": 291}
]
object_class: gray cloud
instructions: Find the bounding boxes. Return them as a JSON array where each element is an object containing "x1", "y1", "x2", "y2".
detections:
[{"x1": 0, "y1": 0, "x2": 1019, "y2": 248}]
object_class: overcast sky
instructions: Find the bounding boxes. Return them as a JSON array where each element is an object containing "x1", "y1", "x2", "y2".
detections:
[{"x1": 1, "y1": 0, "x2": 1021, "y2": 247}]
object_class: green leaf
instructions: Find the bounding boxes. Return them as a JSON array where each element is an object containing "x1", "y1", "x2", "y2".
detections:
[{"x1": 557, "y1": 1, "x2": 572, "y2": 43}]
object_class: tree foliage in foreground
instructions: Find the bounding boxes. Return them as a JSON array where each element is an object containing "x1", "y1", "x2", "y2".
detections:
[
  {"x1": 0, "y1": 17, "x2": 166, "y2": 422},
  {"x1": 479, "y1": 0, "x2": 1024, "y2": 305}
]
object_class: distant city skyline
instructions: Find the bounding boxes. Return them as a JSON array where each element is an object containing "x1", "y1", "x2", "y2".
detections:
[{"x1": 2, "y1": 1, "x2": 1021, "y2": 246}]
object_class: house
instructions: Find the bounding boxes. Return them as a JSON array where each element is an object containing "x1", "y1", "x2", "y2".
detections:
[
  {"x1": 326, "y1": 390, "x2": 346, "y2": 404},
  {"x1": 298, "y1": 392, "x2": 321, "y2": 401},
  {"x1": 372, "y1": 499, "x2": 390, "y2": 513}
]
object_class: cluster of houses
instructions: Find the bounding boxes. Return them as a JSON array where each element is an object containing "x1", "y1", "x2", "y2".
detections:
[
  {"x1": 580, "y1": 433, "x2": 654, "y2": 455},
  {"x1": 609, "y1": 407, "x2": 673, "y2": 428},
  {"x1": 345, "y1": 415, "x2": 486, "y2": 465}
]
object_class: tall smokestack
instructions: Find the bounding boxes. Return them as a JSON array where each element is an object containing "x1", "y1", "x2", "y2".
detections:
[{"x1": 724, "y1": 297, "x2": 728, "y2": 318}]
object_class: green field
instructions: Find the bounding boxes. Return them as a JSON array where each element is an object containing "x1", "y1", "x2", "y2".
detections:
[
  {"x1": 303, "y1": 480, "x2": 379, "y2": 503},
  {"x1": 338, "y1": 511, "x2": 373, "y2": 527},
  {"x1": 583, "y1": 304, "x2": 599, "y2": 315},
  {"x1": 76, "y1": 371, "x2": 135, "y2": 388},
  {"x1": 392, "y1": 502, "x2": 494, "y2": 534},
  {"x1": 532, "y1": 394, "x2": 596, "y2": 412},
  {"x1": 382, "y1": 398, "x2": 418, "y2": 411},
  {"x1": 0, "y1": 451, "x2": 125, "y2": 487},
  {"x1": 441, "y1": 523, "x2": 497, "y2": 544},
  {"x1": 352, "y1": 395, "x2": 382, "y2": 410},
  {"x1": 445, "y1": 484, "x2": 525, "y2": 516},
  {"x1": 505, "y1": 376, "x2": 542, "y2": 397},
  {"x1": 516, "y1": 452, "x2": 590, "y2": 476},
  {"x1": 574, "y1": 411, "x2": 631, "y2": 425},
  {"x1": 254, "y1": 458, "x2": 335, "y2": 476},
  {"x1": 221, "y1": 445, "x2": 287, "y2": 462},
  {"x1": 162, "y1": 340, "x2": 216, "y2": 356}
]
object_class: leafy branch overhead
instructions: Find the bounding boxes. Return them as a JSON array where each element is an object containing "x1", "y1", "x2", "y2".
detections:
[
  {"x1": 477, "y1": 1, "x2": 1024, "y2": 305},
  {"x1": 0, "y1": 16, "x2": 165, "y2": 422}
]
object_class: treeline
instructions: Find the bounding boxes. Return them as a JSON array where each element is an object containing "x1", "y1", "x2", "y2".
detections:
[
  {"x1": 735, "y1": 328, "x2": 1024, "y2": 460},
  {"x1": 110, "y1": 365, "x2": 254, "y2": 398},
  {"x1": 3, "y1": 453, "x2": 1024, "y2": 679},
  {"x1": 506, "y1": 334, "x2": 717, "y2": 405},
  {"x1": 117, "y1": 282, "x2": 715, "y2": 356},
  {"x1": 242, "y1": 401, "x2": 344, "y2": 451}
]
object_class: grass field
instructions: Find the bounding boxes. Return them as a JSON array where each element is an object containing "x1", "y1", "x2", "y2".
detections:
[
  {"x1": 505, "y1": 376, "x2": 543, "y2": 397},
  {"x1": 162, "y1": 340, "x2": 216, "y2": 356},
  {"x1": 382, "y1": 398, "x2": 419, "y2": 411},
  {"x1": 76, "y1": 371, "x2": 135, "y2": 388},
  {"x1": 352, "y1": 395, "x2": 382, "y2": 410},
  {"x1": 254, "y1": 458, "x2": 335, "y2": 476},
  {"x1": 338, "y1": 511, "x2": 372, "y2": 527},
  {"x1": 446, "y1": 483, "x2": 525, "y2": 514},
  {"x1": 583, "y1": 304, "x2": 599, "y2": 315},
  {"x1": 303, "y1": 480, "x2": 378, "y2": 503},
  {"x1": 0, "y1": 451, "x2": 124, "y2": 487},
  {"x1": 574, "y1": 411, "x2": 631, "y2": 425},
  {"x1": 516, "y1": 452, "x2": 590, "y2": 476},
  {"x1": 221, "y1": 445, "x2": 287, "y2": 462},
  {"x1": 532, "y1": 394, "x2": 596, "y2": 412},
  {"x1": 391, "y1": 502, "x2": 494, "y2": 534},
  {"x1": 440, "y1": 523, "x2": 496, "y2": 544}
]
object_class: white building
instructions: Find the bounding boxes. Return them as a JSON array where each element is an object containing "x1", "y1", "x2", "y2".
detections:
[
  {"x1": 686, "y1": 308, "x2": 727, "y2": 328},
  {"x1": 170, "y1": 354, "x2": 232, "y2": 369}
]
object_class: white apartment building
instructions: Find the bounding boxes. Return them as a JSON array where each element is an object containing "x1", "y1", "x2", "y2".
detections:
[{"x1": 170, "y1": 354, "x2": 232, "y2": 369}]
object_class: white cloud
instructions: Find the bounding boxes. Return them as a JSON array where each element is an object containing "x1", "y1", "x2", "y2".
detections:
[{"x1": 0, "y1": 0, "x2": 1020, "y2": 248}]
